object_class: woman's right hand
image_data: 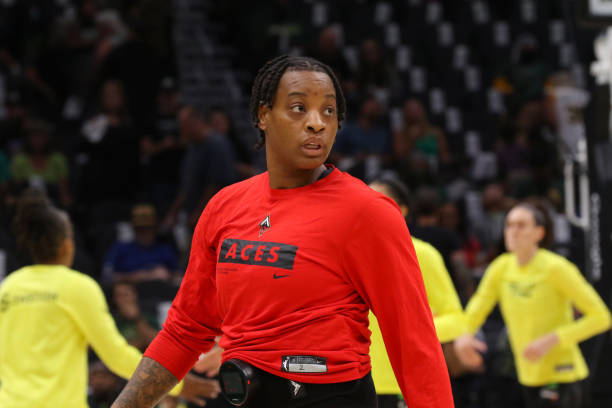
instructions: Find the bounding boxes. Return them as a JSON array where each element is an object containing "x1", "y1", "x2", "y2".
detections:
[
  {"x1": 179, "y1": 373, "x2": 221, "y2": 406},
  {"x1": 193, "y1": 345, "x2": 224, "y2": 378},
  {"x1": 453, "y1": 333, "x2": 487, "y2": 369}
]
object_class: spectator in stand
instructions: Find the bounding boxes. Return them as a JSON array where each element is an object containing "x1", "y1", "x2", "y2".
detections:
[
  {"x1": 207, "y1": 106, "x2": 255, "y2": 179},
  {"x1": 141, "y1": 77, "x2": 185, "y2": 214},
  {"x1": 94, "y1": 9, "x2": 161, "y2": 127},
  {"x1": 408, "y1": 187, "x2": 462, "y2": 286},
  {"x1": 332, "y1": 95, "x2": 391, "y2": 181},
  {"x1": 309, "y1": 26, "x2": 351, "y2": 84},
  {"x1": 88, "y1": 361, "x2": 125, "y2": 408},
  {"x1": 162, "y1": 105, "x2": 237, "y2": 230},
  {"x1": 103, "y1": 204, "x2": 179, "y2": 285},
  {"x1": 27, "y1": 1, "x2": 102, "y2": 121},
  {"x1": 0, "y1": 91, "x2": 27, "y2": 155},
  {"x1": 111, "y1": 282, "x2": 159, "y2": 352},
  {"x1": 87, "y1": 360, "x2": 122, "y2": 408},
  {"x1": 349, "y1": 38, "x2": 400, "y2": 102},
  {"x1": 493, "y1": 35, "x2": 552, "y2": 112},
  {"x1": 10, "y1": 118, "x2": 71, "y2": 207},
  {"x1": 393, "y1": 99, "x2": 450, "y2": 186},
  {"x1": 0, "y1": 45, "x2": 60, "y2": 119},
  {"x1": 439, "y1": 200, "x2": 477, "y2": 301},
  {"x1": 506, "y1": 101, "x2": 558, "y2": 197},
  {"x1": 79, "y1": 78, "x2": 141, "y2": 205},
  {"x1": 470, "y1": 183, "x2": 515, "y2": 264}
]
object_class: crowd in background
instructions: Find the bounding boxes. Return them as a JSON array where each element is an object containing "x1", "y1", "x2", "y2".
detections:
[{"x1": 0, "y1": 1, "x2": 598, "y2": 407}]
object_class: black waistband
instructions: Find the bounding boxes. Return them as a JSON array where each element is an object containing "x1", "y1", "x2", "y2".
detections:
[{"x1": 220, "y1": 359, "x2": 375, "y2": 408}]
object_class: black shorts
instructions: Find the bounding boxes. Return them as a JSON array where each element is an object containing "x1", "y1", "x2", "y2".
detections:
[
  {"x1": 225, "y1": 365, "x2": 376, "y2": 408},
  {"x1": 522, "y1": 381, "x2": 583, "y2": 408}
]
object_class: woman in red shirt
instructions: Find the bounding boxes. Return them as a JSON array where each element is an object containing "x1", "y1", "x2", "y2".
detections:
[{"x1": 112, "y1": 55, "x2": 453, "y2": 408}]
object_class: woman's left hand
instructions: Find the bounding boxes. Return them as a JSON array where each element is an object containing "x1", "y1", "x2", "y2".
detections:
[{"x1": 523, "y1": 333, "x2": 560, "y2": 361}]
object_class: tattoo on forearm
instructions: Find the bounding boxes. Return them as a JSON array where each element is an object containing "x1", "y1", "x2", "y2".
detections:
[{"x1": 112, "y1": 357, "x2": 178, "y2": 408}]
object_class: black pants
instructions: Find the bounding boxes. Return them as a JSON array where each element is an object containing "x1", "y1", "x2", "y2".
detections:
[
  {"x1": 522, "y1": 382, "x2": 583, "y2": 408},
  {"x1": 229, "y1": 368, "x2": 377, "y2": 408}
]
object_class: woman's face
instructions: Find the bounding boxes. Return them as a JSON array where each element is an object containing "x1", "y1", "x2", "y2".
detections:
[
  {"x1": 210, "y1": 111, "x2": 230, "y2": 135},
  {"x1": 113, "y1": 283, "x2": 137, "y2": 306},
  {"x1": 258, "y1": 70, "x2": 338, "y2": 172},
  {"x1": 504, "y1": 206, "x2": 545, "y2": 253},
  {"x1": 403, "y1": 99, "x2": 425, "y2": 123},
  {"x1": 27, "y1": 131, "x2": 49, "y2": 153},
  {"x1": 102, "y1": 81, "x2": 125, "y2": 113}
]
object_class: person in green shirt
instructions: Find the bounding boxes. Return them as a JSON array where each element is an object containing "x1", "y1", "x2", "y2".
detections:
[
  {"x1": 455, "y1": 202, "x2": 611, "y2": 408},
  {"x1": 0, "y1": 193, "x2": 220, "y2": 407},
  {"x1": 9, "y1": 119, "x2": 72, "y2": 207}
]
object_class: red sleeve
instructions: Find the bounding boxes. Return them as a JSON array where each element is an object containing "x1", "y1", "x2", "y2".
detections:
[
  {"x1": 342, "y1": 196, "x2": 454, "y2": 407},
  {"x1": 144, "y1": 203, "x2": 223, "y2": 380}
]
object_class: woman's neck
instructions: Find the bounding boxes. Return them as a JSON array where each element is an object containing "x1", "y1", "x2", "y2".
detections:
[
  {"x1": 268, "y1": 164, "x2": 327, "y2": 189},
  {"x1": 515, "y1": 246, "x2": 539, "y2": 267},
  {"x1": 37, "y1": 260, "x2": 64, "y2": 266}
]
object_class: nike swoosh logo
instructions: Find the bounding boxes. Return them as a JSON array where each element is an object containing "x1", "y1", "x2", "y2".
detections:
[{"x1": 273, "y1": 273, "x2": 290, "y2": 279}]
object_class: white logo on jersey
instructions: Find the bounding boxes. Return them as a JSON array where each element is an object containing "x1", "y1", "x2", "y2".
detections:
[
  {"x1": 259, "y1": 214, "x2": 271, "y2": 237},
  {"x1": 289, "y1": 380, "x2": 302, "y2": 397}
]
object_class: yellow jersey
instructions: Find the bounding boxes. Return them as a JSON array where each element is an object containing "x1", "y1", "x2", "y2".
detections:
[
  {"x1": 464, "y1": 249, "x2": 611, "y2": 386},
  {"x1": 0, "y1": 264, "x2": 181, "y2": 407},
  {"x1": 369, "y1": 237, "x2": 465, "y2": 394}
]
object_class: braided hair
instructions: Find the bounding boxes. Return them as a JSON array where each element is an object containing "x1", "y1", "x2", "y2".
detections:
[
  {"x1": 249, "y1": 55, "x2": 347, "y2": 150},
  {"x1": 12, "y1": 192, "x2": 72, "y2": 263}
]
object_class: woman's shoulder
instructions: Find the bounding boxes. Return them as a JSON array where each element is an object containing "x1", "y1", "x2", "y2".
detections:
[
  {"x1": 412, "y1": 238, "x2": 442, "y2": 261},
  {"x1": 0, "y1": 266, "x2": 29, "y2": 288},
  {"x1": 200, "y1": 172, "x2": 267, "y2": 221},
  {"x1": 332, "y1": 170, "x2": 378, "y2": 198},
  {"x1": 3, "y1": 265, "x2": 100, "y2": 294},
  {"x1": 339, "y1": 172, "x2": 399, "y2": 210},
  {"x1": 328, "y1": 172, "x2": 404, "y2": 227},
  {"x1": 211, "y1": 172, "x2": 266, "y2": 203},
  {"x1": 59, "y1": 266, "x2": 99, "y2": 285},
  {"x1": 538, "y1": 249, "x2": 578, "y2": 272},
  {"x1": 488, "y1": 252, "x2": 514, "y2": 272},
  {"x1": 58, "y1": 267, "x2": 105, "y2": 300}
]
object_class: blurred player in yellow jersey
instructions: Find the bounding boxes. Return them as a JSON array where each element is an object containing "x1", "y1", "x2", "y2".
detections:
[
  {"x1": 0, "y1": 194, "x2": 220, "y2": 408},
  {"x1": 455, "y1": 202, "x2": 611, "y2": 408},
  {"x1": 368, "y1": 178, "x2": 482, "y2": 408}
]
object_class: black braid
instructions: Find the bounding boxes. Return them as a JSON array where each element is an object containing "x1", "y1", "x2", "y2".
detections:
[{"x1": 249, "y1": 55, "x2": 347, "y2": 150}]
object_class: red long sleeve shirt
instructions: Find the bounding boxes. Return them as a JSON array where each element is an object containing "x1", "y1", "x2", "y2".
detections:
[{"x1": 145, "y1": 167, "x2": 453, "y2": 407}]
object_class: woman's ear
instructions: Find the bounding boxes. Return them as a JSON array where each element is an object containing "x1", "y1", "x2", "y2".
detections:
[
  {"x1": 58, "y1": 237, "x2": 75, "y2": 267},
  {"x1": 536, "y1": 225, "x2": 546, "y2": 245},
  {"x1": 258, "y1": 105, "x2": 270, "y2": 131}
]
